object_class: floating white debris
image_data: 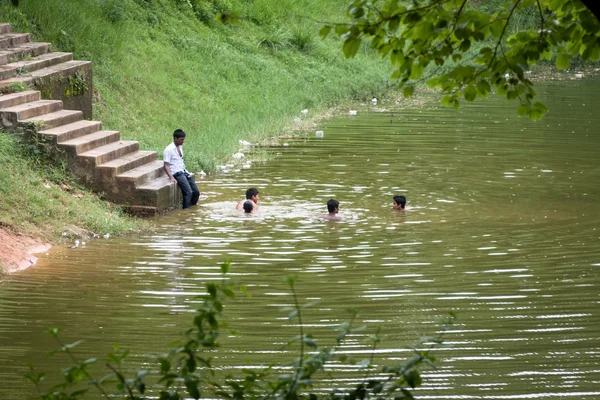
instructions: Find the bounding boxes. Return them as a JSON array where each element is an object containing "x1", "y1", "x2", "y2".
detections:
[
  {"x1": 239, "y1": 139, "x2": 251, "y2": 147},
  {"x1": 283, "y1": 143, "x2": 289, "y2": 147},
  {"x1": 232, "y1": 152, "x2": 245, "y2": 159},
  {"x1": 293, "y1": 117, "x2": 301, "y2": 124},
  {"x1": 371, "y1": 97, "x2": 378, "y2": 106},
  {"x1": 349, "y1": 110, "x2": 357, "y2": 115},
  {"x1": 541, "y1": 169, "x2": 553, "y2": 173},
  {"x1": 199, "y1": 170, "x2": 207, "y2": 176},
  {"x1": 504, "y1": 73, "x2": 510, "y2": 79},
  {"x1": 301, "y1": 109, "x2": 308, "y2": 115},
  {"x1": 103, "y1": 233, "x2": 110, "y2": 239},
  {"x1": 574, "y1": 73, "x2": 583, "y2": 79},
  {"x1": 315, "y1": 130, "x2": 324, "y2": 137}
]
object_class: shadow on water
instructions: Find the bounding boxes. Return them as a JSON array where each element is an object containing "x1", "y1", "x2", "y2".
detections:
[{"x1": 1, "y1": 77, "x2": 600, "y2": 399}]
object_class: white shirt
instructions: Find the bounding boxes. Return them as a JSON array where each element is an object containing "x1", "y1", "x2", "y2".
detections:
[{"x1": 163, "y1": 142, "x2": 186, "y2": 174}]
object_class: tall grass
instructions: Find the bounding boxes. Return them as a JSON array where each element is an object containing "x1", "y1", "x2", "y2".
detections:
[{"x1": 2, "y1": 0, "x2": 395, "y2": 172}]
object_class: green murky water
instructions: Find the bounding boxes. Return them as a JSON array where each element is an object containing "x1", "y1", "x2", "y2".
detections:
[{"x1": 1, "y1": 77, "x2": 600, "y2": 399}]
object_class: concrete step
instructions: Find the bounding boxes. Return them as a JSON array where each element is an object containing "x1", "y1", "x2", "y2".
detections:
[
  {"x1": 0, "y1": 99, "x2": 63, "y2": 120},
  {"x1": 38, "y1": 120, "x2": 103, "y2": 144},
  {"x1": 0, "y1": 90, "x2": 40, "y2": 109},
  {"x1": 116, "y1": 159, "x2": 166, "y2": 186},
  {"x1": 20, "y1": 109, "x2": 83, "y2": 130},
  {"x1": 137, "y1": 174, "x2": 176, "y2": 192},
  {"x1": 0, "y1": 42, "x2": 50, "y2": 66},
  {"x1": 0, "y1": 24, "x2": 11, "y2": 35},
  {"x1": 78, "y1": 140, "x2": 140, "y2": 166},
  {"x1": 59, "y1": 130, "x2": 120, "y2": 155},
  {"x1": 0, "y1": 60, "x2": 90, "y2": 88},
  {"x1": 97, "y1": 150, "x2": 157, "y2": 176},
  {"x1": 0, "y1": 52, "x2": 73, "y2": 81},
  {"x1": 0, "y1": 33, "x2": 31, "y2": 50},
  {"x1": 135, "y1": 175, "x2": 181, "y2": 211}
]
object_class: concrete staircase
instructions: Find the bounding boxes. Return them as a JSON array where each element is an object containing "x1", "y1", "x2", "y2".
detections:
[{"x1": 0, "y1": 23, "x2": 180, "y2": 215}]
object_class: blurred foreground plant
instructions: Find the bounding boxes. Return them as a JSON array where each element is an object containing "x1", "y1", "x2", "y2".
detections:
[{"x1": 26, "y1": 261, "x2": 455, "y2": 400}]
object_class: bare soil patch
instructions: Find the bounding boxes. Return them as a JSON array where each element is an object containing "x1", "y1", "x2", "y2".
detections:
[{"x1": 0, "y1": 227, "x2": 51, "y2": 274}]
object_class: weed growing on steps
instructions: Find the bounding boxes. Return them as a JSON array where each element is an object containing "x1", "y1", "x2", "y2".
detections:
[{"x1": 0, "y1": 81, "x2": 28, "y2": 94}]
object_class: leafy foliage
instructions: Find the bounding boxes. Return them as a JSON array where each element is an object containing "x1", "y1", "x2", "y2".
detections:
[
  {"x1": 320, "y1": 0, "x2": 600, "y2": 120},
  {"x1": 26, "y1": 263, "x2": 455, "y2": 400}
]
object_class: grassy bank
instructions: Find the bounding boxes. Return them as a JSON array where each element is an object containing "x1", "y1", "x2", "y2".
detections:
[
  {"x1": 1, "y1": 0, "x2": 396, "y2": 172},
  {"x1": 0, "y1": 131, "x2": 148, "y2": 243}
]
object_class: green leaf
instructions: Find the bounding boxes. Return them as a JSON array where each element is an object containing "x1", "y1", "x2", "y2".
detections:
[
  {"x1": 137, "y1": 369, "x2": 149, "y2": 380},
  {"x1": 350, "y1": 6, "x2": 364, "y2": 19},
  {"x1": 185, "y1": 378, "x2": 201, "y2": 399},
  {"x1": 159, "y1": 358, "x2": 171, "y2": 373},
  {"x1": 556, "y1": 52, "x2": 570, "y2": 70},
  {"x1": 62, "y1": 340, "x2": 84, "y2": 351},
  {"x1": 220, "y1": 259, "x2": 230, "y2": 274},
  {"x1": 440, "y1": 95, "x2": 453, "y2": 107},
  {"x1": 301, "y1": 300, "x2": 320, "y2": 309},
  {"x1": 207, "y1": 283, "x2": 217, "y2": 298},
  {"x1": 222, "y1": 288, "x2": 235, "y2": 298},
  {"x1": 334, "y1": 24, "x2": 350, "y2": 36},
  {"x1": 46, "y1": 327, "x2": 61, "y2": 337},
  {"x1": 533, "y1": 101, "x2": 549, "y2": 114},
  {"x1": 403, "y1": 370, "x2": 422, "y2": 388},
  {"x1": 476, "y1": 80, "x2": 491, "y2": 96},
  {"x1": 343, "y1": 37, "x2": 361, "y2": 58},
  {"x1": 464, "y1": 84, "x2": 477, "y2": 101},
  {"x1": 459, "y1": 39, "x2": 471, "y2": 52},
  {"x1": 285, "y1": 274, "x2": 297, "y2": 287},
  {"x1": 403, "y1": 86, "x2": 415, "y2": 97},
  {"x1": 410, "y1": 63, "x2": 424, "y2": 79}
]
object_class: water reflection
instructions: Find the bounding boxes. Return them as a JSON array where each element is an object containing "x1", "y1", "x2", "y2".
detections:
[{"x1": 1, "y1": 78, "x2": 600, "y2": 398}]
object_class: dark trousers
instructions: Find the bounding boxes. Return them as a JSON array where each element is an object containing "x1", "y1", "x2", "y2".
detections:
[{"x1": 174, "y1": 172, "x2": 200, "y2": 209}]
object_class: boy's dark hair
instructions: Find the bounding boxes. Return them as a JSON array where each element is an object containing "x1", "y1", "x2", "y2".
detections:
[
  {"x1": 393, "y1": 195, "x2": 406, "y2": 209},
  {"x1": 243, "y1": 200, "x2": 254, "y2": 213},
  {"x1": 245, "y1": 188, "x2": 259, "y2": 199},
  {"x1": 173, "y1": 129, "x2": 186, "y2": 138},
  {"x1": 327, "y1": 199, "x2": 339, "y2": 213}
]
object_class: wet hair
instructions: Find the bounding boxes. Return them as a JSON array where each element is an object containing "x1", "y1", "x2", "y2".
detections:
[
  {"x1": 173, "y1": 129, "x2": 186, "y2": 138},
  {"x1": 393, "y1": 195, "x2": 406, "y2": 209},
  {"x1": 327, "y1": 199, "x2": 339, "y2": 213},
  {"x1": 243, "y1": 200, "x2": 254, "y2": 213},
  {"x1": 245, "y1": 188, "x2": 259, "y2": 199}
]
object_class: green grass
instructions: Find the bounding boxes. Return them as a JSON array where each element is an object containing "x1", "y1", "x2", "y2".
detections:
[
  {"x1": 1, "y1": 0, "x2": 396, "y2": 172},
  {"x1": 0, "y1": 131, "x2": 149, "y2": 242}
]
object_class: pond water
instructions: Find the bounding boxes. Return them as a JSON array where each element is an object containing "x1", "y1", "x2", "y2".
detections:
[{"x1": 1, "y1": 77, "x2": 600, "y2": 399}]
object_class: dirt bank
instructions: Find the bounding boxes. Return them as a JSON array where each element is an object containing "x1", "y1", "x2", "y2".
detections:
[{"x1": 0, "y1": 227, "x2": 51, "y2": 274}]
